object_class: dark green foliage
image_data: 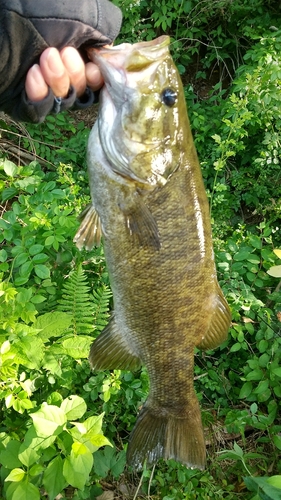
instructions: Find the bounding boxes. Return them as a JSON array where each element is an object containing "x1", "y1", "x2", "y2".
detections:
[
  {"x1": 92, "y1": 285, "x2": 113, "y2": 332},
  {"x1": 58, "y1": 264, "x2": 96, "y2": 335},
  {"x1": 0, "y1": 0, "x2": 281, "y2": 497}
]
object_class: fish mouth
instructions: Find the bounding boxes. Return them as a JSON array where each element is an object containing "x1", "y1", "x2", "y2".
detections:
[{"x1": 87, "y1": 35, "x2": 170, "y2": 72}]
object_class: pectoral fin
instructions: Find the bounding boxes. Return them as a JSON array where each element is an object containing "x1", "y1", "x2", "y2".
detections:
[
  {"x1": 121, "y1": 196, "x2": 160, "y2": 250},
  {"x1": 89, "y1": 315, "x2": 141, "y2": 371},
  {"x1": 73, "y1": 204, "x2": 102, "y2": 251},
  {"x1": 197, "y1": 288, "x2": 231, "y2": 350}
]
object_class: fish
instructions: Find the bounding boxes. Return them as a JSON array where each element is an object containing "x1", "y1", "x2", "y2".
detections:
[{"x1": 74, "y1": 35, "x2": 231, "y2": 471}]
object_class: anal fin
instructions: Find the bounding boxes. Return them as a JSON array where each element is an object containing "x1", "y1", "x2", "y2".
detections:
[
  {"x1": 197, "y1": 287, "x2": 231, "y2": 351},
  {"x1": 73, "y1": 204, "x2": 102, "y2": 251},
  {"x1": 89, "y1": 315, "x2": 141, "y2": 371}
]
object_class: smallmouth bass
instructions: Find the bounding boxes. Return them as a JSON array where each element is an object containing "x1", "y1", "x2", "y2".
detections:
[{"x1": 74, "y1": 36, "x2": 231, "y2": 470}]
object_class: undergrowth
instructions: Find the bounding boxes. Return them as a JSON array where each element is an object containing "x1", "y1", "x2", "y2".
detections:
[{"x1": 0, "y1": 0, "x2": 281, "y2": 498}]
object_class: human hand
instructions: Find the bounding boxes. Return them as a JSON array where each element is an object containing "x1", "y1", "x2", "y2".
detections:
[{"x1": 25, "y1": 47, "x2": 104, "y2": 102}]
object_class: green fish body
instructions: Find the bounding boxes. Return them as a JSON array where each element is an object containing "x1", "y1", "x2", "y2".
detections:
[{"x1": 74, "y1": 36, "x2": 231, "y2": 470}]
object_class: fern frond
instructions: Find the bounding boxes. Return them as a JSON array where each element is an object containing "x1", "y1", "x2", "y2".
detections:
[
  {"x1": 92, "y1": 285, "x2": 112, "y2": 333},
  {"x1": 58, "y1": 264, "x2": 95, "y2": 335}
]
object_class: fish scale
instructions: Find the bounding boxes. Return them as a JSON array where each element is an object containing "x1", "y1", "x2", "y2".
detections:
[{"x1": 74, "y1": 35, "x2": 231, "y2": 470}]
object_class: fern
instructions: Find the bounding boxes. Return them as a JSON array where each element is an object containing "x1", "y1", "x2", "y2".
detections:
[
  {"x1": 58, "y1": 264, "x2": 95, "y2": 335},
  {"x1": 57, "y1": 264, "x2": 112, "y2": 336},
  {"x1": 92, "y1": 285, "x2": 112, "y2": 333}
]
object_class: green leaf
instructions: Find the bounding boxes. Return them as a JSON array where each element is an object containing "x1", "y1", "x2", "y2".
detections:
[
  {"x1": 94, "y1": 447, "x2": 126, "y2": 479},
  {"x1": 274, "y1": 385, "x2": 281, "y2": 398},
  {"x1": 32, "y1": 253, "x2": 49, "y2": 264},
  {"x1": 0, "y1": 440, "x2": 22, "y2": 469},
  {"x1": 267, "y1": 265, "x2": 281, "y2": 278},
  {"x1": 244, "y1": 476, "x2": 281, "y2": 500},
  {"x1": 34, "y1": 264, "x2": 50, "y2": 279},
  {"x1": 19, "y1": 426, "x2": 56, "y2": 462},
  {"x1": 70, "y1": 418, "x2": 111, "y2": 453},
  {"x1": 0, "y1": 249, "x2": 8, "y2": 262},
  {"x1": 110, "y1": 450, "x2": 126, "y2": 478},
  {"x1": 246, "y1": 368, "x2": 264, "y2": 381},
  {"x1": 28, "y1": 244, "x2": 44, "y2": 256},
  {"x1": 93, "y1": 450, "x2": 110, "y2": 478},
  {"x1": 1, "y1": 340, "x2": 11, "y2": 354},
  {"x1": 267, "y1": 477, "x2": 281, "y2": 489},
  {"x1": 3, "y1": 160, "x2": 18, "y2": 177},
  {"x1": 254, "y1": 380, "x2": 269, "y2": 395},
  {"x1": 7, "y1": 480, "x2": 40, "y2": 500},
  {"x1": 272, "y1": 367, "x2": 281, "y2": 377},
  {"x1": 43, "y1": 456, "x2": 67, "y2": 500},
  {"x1": 61, "y1": 395, "x2": 87, "y2": 421},
  {"x1": 248, "y1": 235, "x2": 262, "y2": 249},
  {"x1": 30, "y1": 294, "x2": 46, "y2": 304},
  {"x1": 239, "y1": 381, "x2": 253, "y2": 399},
  {"x1": 33, "y1": 311, "x2": 72, "y2": 340},
  {"x1": 233, "y1": 249, "x2": 251, "y2": 261},
  {"x1": 258, "y1": 339, "x2": 269, "y2": 353},
  {"x1": 273, "y1": 249, "x2": 281, "y2": 259},
  {"x1": 31, "y1": 403, "x2": 67, "y2": 438},
  {"x1": 233, "y1": 442, "x2": 244, "y2": 457},
  {"x1": 18, "y1": 445, "x2": 40, "y2": 468},
  {"x1": 5, "y1": 468, "x2": 26, "y2": 482},
  {"x1": 20, "y1": 261, "x2": 33, "y2": 277},
  {"x1": 63, "y1": 443, "x2": 93, "y2": 490},
  {"x1": 250, "y1": 403, "x2": 258, "y2": 414},
  {"x1": 45, "y1": 235, "x2": 55, "y2": 246},
  {"x1": 273, "y1": 435, "x2": 281, "y2": 451},
  {"x1": 83, "y1": 414, "x2": 104, "y2": 434},
  {"x1": 230, "y1": 342, "x2": 241, "y2": 352},
  {"x1": 62, "y1": 336, "x2": 93, "y2": 358},
  {"x1": 246, "y1": 271, "x2": 256, "y2": 282},
  {"x1": 1, "y1": 187, "x2": 18, "y2": 202},
  {"x1": 29, "y1": 464, "x2": 44, "y2": 477}
]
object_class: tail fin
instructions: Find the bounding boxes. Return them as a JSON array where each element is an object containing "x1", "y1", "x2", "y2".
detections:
[{"x1": 127, "y1": 402, "x2": 206, "y2": 470}]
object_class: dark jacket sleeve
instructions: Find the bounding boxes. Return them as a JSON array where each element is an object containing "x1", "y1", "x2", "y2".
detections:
[{"x1": 0, "y1": 0, "x2": 122, "y2": 122}]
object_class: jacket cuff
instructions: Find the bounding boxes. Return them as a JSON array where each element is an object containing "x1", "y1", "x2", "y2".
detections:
[
  {"x1": 19, "y1": 86, "x2": 77, "y2": 123},
  {"x1": 74, "y1": 87, "x2": 100, "y2": 110}
]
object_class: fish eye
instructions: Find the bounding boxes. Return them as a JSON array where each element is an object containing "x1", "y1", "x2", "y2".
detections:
[{"x1": 161, "y1": 88, "x2": 177, "y2": 107}]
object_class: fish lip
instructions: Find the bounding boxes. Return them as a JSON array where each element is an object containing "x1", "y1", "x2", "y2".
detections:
[
  {"x1": 87, "y1": 35, "x2": 171, "y2": 90},
  {"x1": 87, "y1": 35, "x2": 170, "y2": 68}
]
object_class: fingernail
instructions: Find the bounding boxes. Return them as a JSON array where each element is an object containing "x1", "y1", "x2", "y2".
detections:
[
  {"x1": 61, "y1": 47, "x2": 84, "y2": 74},
  {"x1": 26, "y1": 65, "x2": 48, "y2": 101},
  {"x1": 46, "y1": 48, "x2": 65, "y2": 76}
]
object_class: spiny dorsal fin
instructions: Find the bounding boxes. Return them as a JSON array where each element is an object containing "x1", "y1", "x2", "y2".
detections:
[
  {"x1": 89, "y1": 315, "x2": 141, "y2": 371},
  {"x1": 73, "y1": 204, "x2": 102, "y2": 251},
  {"x1": 197, "y1": 287, "x2": 231, "y2": 351}
]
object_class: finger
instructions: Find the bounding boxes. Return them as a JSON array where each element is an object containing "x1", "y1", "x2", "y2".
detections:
[
  {"x1": 60, "y1": 47, "x2": 87, "y2": 97},
  {"x1": 85, "y1": 62, "x2": 104, "y2": 91},
  {"x1": 40, "y1": 48, "x2": 70, "y2": 98},
  {"x1": 25, "y1": 64, "x2": 49, "y2": 101}
]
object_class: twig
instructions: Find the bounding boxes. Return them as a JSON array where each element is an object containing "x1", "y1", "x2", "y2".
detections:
[
  {"x1": 132, "y1": 471, "x2": 144, "y2": 500},
  {"x1": 147, "y1": 464, "x2": 156, "y2": 498}
]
